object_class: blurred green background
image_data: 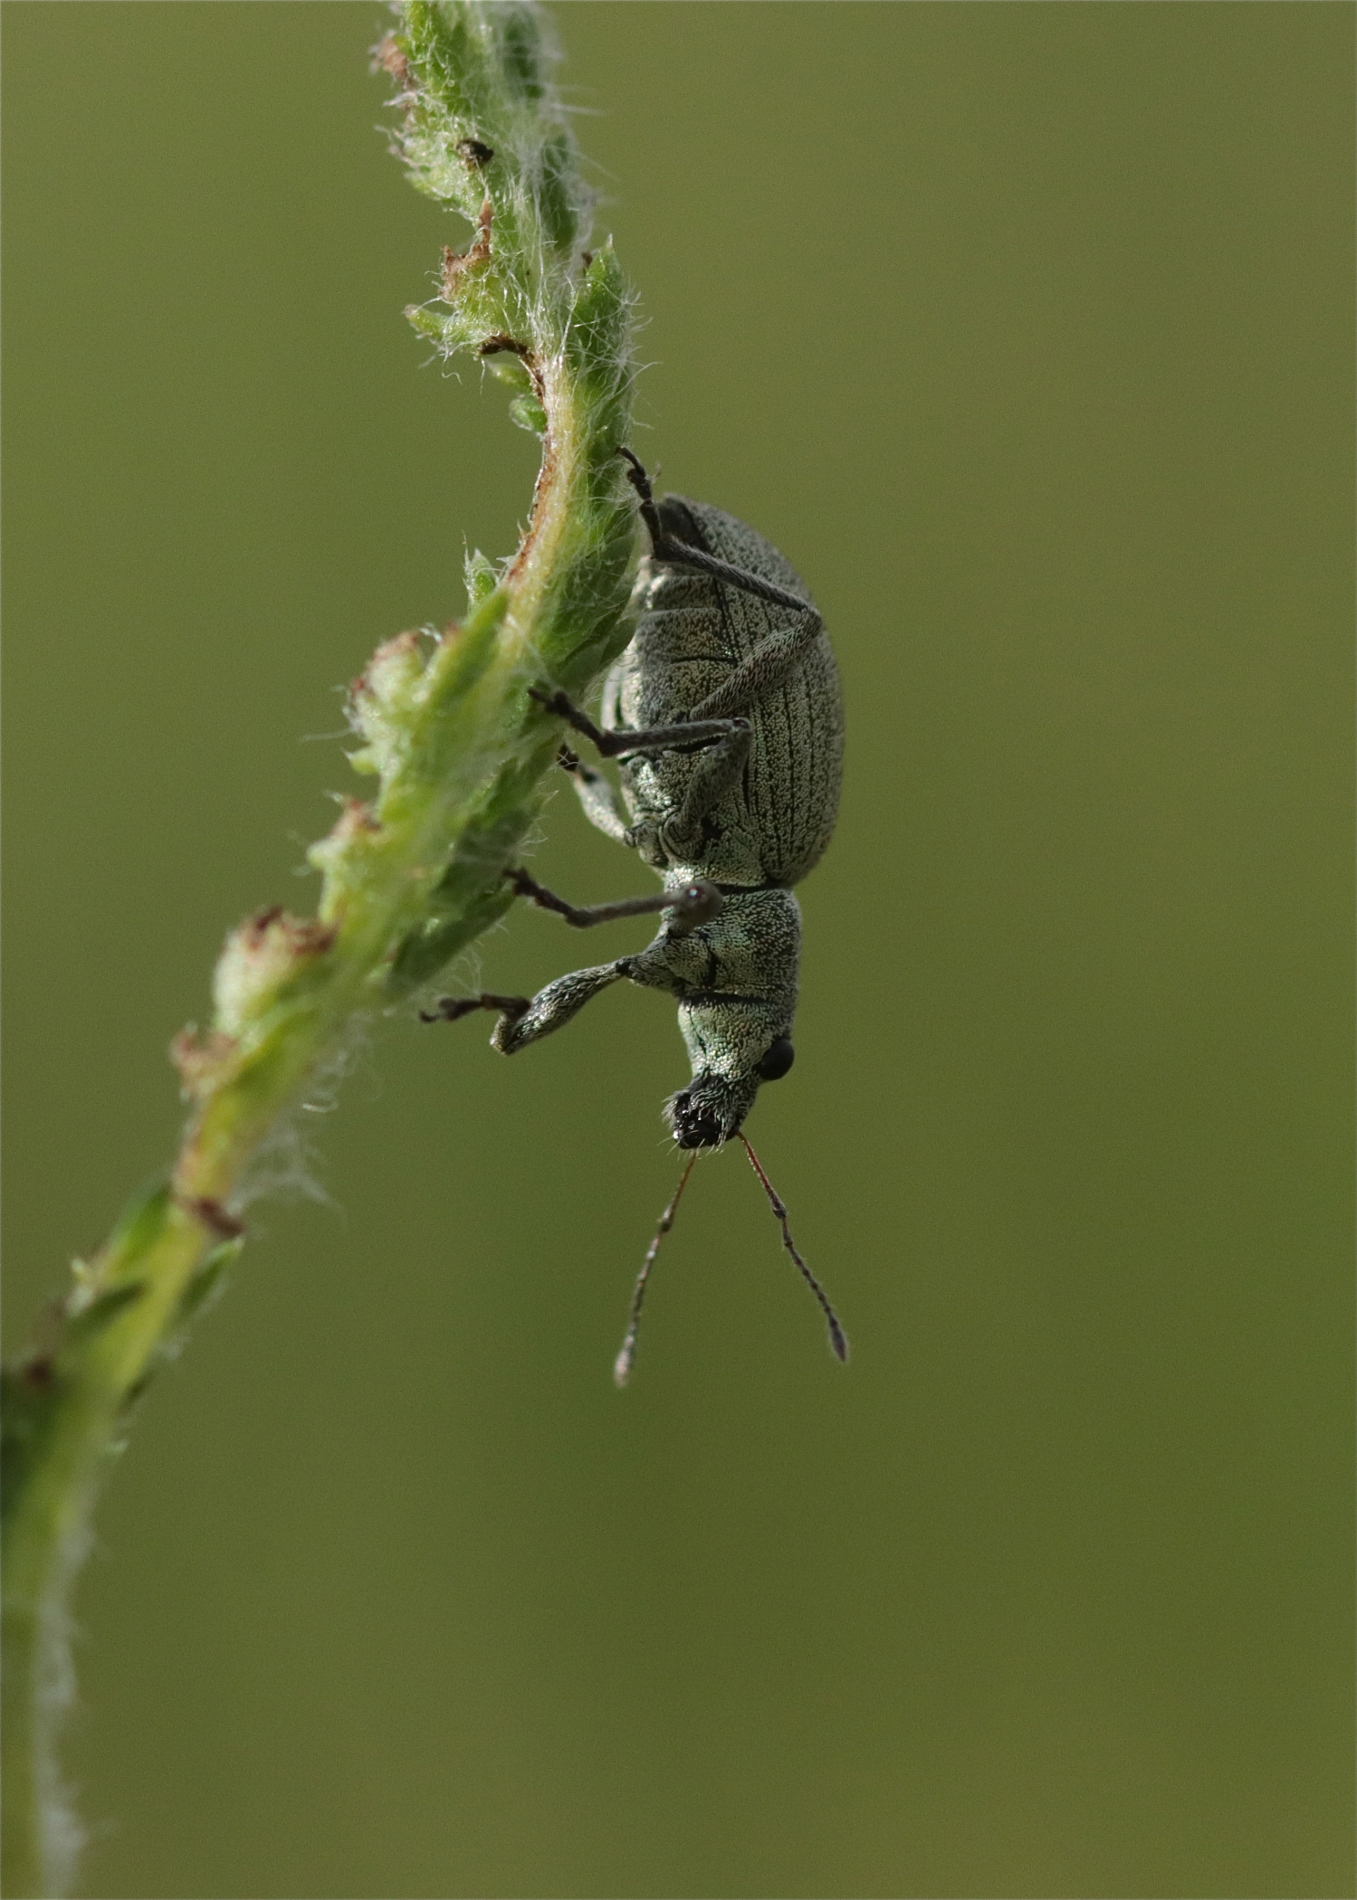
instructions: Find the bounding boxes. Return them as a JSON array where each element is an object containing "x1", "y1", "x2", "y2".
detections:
[{"x1": 3, "y1": 5, "x2": 1352, "y2": 1896}]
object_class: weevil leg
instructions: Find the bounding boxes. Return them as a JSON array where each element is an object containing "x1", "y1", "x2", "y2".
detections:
[
  {"x1": 618, "y1": 446, "x2": 667, "y2": 548},
  {"x1": 653, "y1": 535, "x2": 824, "y2": 627},
  {"x1": 505, "y1": 866, "x2": 720, "y2": 936},
  {"x1": 420, "y1": 869, "x2": 720, "y2": 1051},
  {"x1": 499, "y1": 962, "x2": 626, "y2": 1053},
  {"x1": 531, "y1": 687, "x2": 746, "y2": 759},
  {"x1": 618, "y1": 447, "x2": 827, "y2": 722},
  {"x1": 661, "y1": 724, "x2": 754, "y2": 860},
  {"x1": 421, "y1": 963, "x2": 624, "y2": 1053},
  {"x1": 686, "y1": 608, "x2": 824, "y2": 723},
  {"x1": 420, "y1": 991, "x2": 529, "y2": 1027},
  {"x1": 620, "y1": 446, "x2": 825, "y2": 627},
  {"x1": 556, "y1": 745, "x2": 630, "y2": 845}
]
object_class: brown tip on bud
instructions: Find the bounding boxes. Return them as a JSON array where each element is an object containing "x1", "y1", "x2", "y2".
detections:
[
  {"x1": 352, "y1": 631, "x2": 424, "y2": 707},
  {"x1": 327, "y1": 798, "x2": 381, "y2": 847},
  {"x1": 440, "y1": 201, "x2": 493, "y2": 300},
  {"x1": 170, "y1": 1026, "x2": 240, "y2": 1096},
  {"x1": 372, "y1": 34, "x2": 411, "y2": 88},
  {"x1": 372, "y1": 630, "x2": 423, "y2": 666},
  {"x1": 478, "y1": 332, "x2": 531, "y2": 361},
  {"x1": 208, "y1": 909, "x2": 337, "y2": 1044},
  {"x1": 239, "y1": 907, "x2": 334, "y2": 961},
  {"x1": 177, "y1": 1195, "x2": 245, "y2": 1241}
]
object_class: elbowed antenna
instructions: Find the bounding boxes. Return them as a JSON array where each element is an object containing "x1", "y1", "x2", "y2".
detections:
[
  {"x1": 614, "y1": 1152, "x2": 698, "y2": 1386},
  {"x1": 739, "y1": 1134, "x2": 849, "y2": 1364}
]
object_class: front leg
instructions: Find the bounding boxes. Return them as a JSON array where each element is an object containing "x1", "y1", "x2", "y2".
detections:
[
  {"x1": 421, "y1": 962, "x2": 623, "y2": 1053},
  {"x1": 419, "y1": 869, "x2": 722, "y2": 1052},
  {"x1": 491, "y1": 962, "x2": 626, "y2": 1053}
]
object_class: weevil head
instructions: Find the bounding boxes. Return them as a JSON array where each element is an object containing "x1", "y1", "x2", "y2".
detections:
[
  {"x1": 665, "y1": 1000, "x2": 796, "y2": 1149},
  {"x1": 666, "y1": 1071, "x2": 760, "y2": 1149}
]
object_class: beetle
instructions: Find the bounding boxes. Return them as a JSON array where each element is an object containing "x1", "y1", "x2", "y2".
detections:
[{"x1": 424, "y1": 450, "x2": 847, "y2": 1378}]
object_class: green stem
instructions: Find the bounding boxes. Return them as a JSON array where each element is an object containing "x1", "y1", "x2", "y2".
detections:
[{"x1": 1, "y1": 7, "x2": 636, "y2": 1892}]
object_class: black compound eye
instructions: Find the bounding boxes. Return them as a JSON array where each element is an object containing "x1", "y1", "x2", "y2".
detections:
[{"x1": 755, "y1": 1036, "x2": 795, "y2": 1082}]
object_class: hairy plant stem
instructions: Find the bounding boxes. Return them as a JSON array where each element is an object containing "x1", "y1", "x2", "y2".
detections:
[{"x1": 1, "y1": 7, "x2": 637, "y2": 1892}]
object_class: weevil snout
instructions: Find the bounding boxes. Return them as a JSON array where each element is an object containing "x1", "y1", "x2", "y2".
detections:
[
  {"x1": 668, "y1": 1086, "x2": 726, "y2": 1149},
  {"x1": 666, "y1": 1068, "x2": 762, "y2": 1149},
  {"x1": 666, "y1": 1042, "x2": 793, "y2": 1147}
]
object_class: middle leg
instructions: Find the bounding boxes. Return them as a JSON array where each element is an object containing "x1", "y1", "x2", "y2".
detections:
[
  {"x1": 506, "y1": 866, "x2": 721, "y2": 936},
  {"x1": 530, "y1": 686, "x2": 748, "y2": 760}
]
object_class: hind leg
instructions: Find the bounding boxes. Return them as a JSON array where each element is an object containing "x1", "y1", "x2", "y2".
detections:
[{"x1": 617, "y1": 447, "x2": 826, "y2": 724}]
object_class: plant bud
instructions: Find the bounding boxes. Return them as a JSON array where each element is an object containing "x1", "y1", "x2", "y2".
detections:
[{"x1": 211, "y1": 907, "x2": 334, "y2": 1040}]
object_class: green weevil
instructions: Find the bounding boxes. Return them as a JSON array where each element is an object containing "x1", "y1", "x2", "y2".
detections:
[{"x1": 425, "y1": 452, "x2": 847, "y2": 1379}]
